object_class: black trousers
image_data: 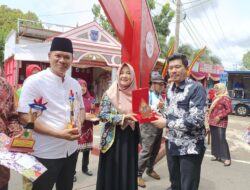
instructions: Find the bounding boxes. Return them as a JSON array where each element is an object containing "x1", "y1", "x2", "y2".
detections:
[
  {"x1": 210, "y1": 126, "x2": 231, "y2": 160},
  {"x1": 32, "y1": 151, "x2": 78, "y2": 190},
  {"x1": 0, "y1": 184, "x2": 8, "y2": 190},
  {"x1": 167, "y1": 151, "x2": 204, "y2": 190},
  {"x1": 82, "y1": 150, "x2": 90, "y2": 172}
]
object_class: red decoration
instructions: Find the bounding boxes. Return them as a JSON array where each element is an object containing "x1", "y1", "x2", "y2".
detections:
[
  {"x1": 34, "y1": 97, "x2": 47, "y2": 106},
  {"x1": 70, "y1": 90, "x2": 74, "y2": 97},
  {"x1": 132, "y1": 88, "x2": 157, "y2": 124},
  {"x1": 99, "y1": 0, "x2": 160, "y2": 88},
  {"x1": 99, "y1": 0, "x2": 133, "y2": 60}
]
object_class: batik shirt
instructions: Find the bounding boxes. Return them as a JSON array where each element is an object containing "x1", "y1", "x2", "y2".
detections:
[
  {"x1": 166, "y1": 78, "x2": 206, "y2": 156},
  {"x1": 0, "y1": 77, "x2": 21, "y2": 137},
  {"x1": 98, "y1": 94, "x2": 124, "y2": 153}
]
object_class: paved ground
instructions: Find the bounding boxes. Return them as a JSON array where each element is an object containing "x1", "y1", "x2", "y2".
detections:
[{"x1": 9, "y1": 115, "x2": 250, "y2": 190}]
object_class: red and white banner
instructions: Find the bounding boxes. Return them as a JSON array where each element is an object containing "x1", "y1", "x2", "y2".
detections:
[{"x1": 99, "y1": 0, "x2": 160, "y2": 88}]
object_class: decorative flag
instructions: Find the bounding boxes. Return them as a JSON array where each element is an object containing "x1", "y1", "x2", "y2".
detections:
[
  {"x1": 161, "y1": 42, "x2": 175, "y2": 78},
  {"x1": 187, "y1": 46, "x2": 206, "y2": 76}
]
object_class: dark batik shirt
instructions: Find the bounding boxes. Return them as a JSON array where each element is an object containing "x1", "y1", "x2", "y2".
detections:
[{"x1": 166, "y1": 78, "x2": 206, "y2": 156}]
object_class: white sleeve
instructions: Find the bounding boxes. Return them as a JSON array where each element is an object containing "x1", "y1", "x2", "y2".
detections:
[{"x1": 17, "y1": 77, "x2": 40, "y2": 113}]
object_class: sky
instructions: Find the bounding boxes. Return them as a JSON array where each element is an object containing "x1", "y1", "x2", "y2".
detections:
[{"x1": 0, "y1": 0, "x2": 249, "y2": 71}]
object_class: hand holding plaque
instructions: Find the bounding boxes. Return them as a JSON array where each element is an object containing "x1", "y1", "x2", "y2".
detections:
[{"x1": 7, "y1": 97, "x2": 47, "y2": 153}]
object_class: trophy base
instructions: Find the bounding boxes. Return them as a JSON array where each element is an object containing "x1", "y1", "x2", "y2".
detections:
[
  {"x1": 6, "y1": 137, "x2": 35, "y2": 153},
  {"x1": 7, "y1": 146, "x2": 34, "y2": 153}
]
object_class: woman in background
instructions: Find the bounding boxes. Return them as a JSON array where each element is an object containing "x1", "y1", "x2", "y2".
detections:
[
  {"x1": 16, "y1": 64, "x2": 41, "y2": 100},
  {"x1": 208, "y1": 83, "x2": 232, "y2": 166},
  {"x1": 77, "y1": 79, "x2": 95, "y2": 177}
]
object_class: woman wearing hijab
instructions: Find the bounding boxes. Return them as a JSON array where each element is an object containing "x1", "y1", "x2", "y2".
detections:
[
  {"x1": 208, "y1": 83, "x2": 232, "y2": 166},
  {"x1": 96, "y1": 63, "x2": 139, "y2": 190},
  {"x1": 25, "y1": 64, "x2": 42, "y2": 78},
  {"x1": 77, "y1": 79, "x2": 95, "y2": 177}
]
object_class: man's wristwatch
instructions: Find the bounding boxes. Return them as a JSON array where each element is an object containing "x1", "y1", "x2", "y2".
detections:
[{"x1": 24, "y1": 122, "x2": 35, "y2": 129}]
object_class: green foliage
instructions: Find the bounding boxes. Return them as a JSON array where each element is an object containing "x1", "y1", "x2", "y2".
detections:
[
  {"x1": 147, "y1": 0, "x2": 156, "y2": 10},
  {"x1": 153, "y1": 3, "x2": 175, "y2": 58},
  {"x1": 178, "y1": 44, "x2": 193, "y2": 58},
  {"x1": 177, "y1": 43, "x2": 222, "y2": 65},
  {"x1": 0, "y1": 5, "x2": 40, "y2": 65},
  {"x1": 242, "y1": 51, "x2": 250, "y2": 69},
  {"x1": 210, "y1": 55, "x2": 222, "y2": 65},
  {"x1": 91, "y1": 0, "x2": 174, "y2": 58}
]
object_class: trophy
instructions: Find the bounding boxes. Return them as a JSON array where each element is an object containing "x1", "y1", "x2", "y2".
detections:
[
  {"x1": 7, "y1": 97, "x2": 47, "y2": 153},
  {"x1": 67, "y1": 90, "x2": 77, "y2": 129}
]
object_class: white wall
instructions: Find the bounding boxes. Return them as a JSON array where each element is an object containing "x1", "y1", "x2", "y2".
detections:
[{"x1": 4, "y1": 30, "x2": 16, "y2": 61}]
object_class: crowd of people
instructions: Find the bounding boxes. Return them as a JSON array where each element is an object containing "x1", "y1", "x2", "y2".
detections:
[{"x1": 0, "y1": 37, "x2": 234, "y2": 190}]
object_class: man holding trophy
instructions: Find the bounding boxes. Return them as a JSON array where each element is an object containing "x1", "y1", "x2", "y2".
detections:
[{"x1": 18, "y1": 37, "x2": 85, "y2": 190}]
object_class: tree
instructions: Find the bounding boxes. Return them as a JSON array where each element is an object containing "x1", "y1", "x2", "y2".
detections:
[
  {"x1": 177, "y1": 43, "x2": 221, "y2": 65},
  {"x1": 178, "y1": 44, "x2": 193, "y2": 58},
  {"x1": 0, "y1": 5, "x2": 40, "y2": 65},
  {"x1": 242, "y1": 51, "x2": 250, "y2": 69},
  {"x1": 210, "y1": 55, "x2": 222, "y2": 65},
  {"x1": 92, "y1": 1, "x2": 175, "y2": 58},
  {"x1": 153, "y1": 3, "x2": 175, "y2": 58}
]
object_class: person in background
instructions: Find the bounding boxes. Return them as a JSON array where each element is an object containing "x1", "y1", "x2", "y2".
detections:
[
  {"x1": 26, "y1": 65, "x2": 42, "y2": 78},
  {"x1": 208, "y1": 83, "x2": 232, "y2": 166},
  {"x1": 96, "y1": 63, "x2": 139, "y2": 190},
  {"x1": 153, "y1": 77, "x2": 173, "y2": 187},
  {"x1": 207, "y1": 88, "x2": 216, "y2": 108},
  {"x1": 0, "y1": 70, "x2": 22, "y2": 190},
  {"x1": 137, "y1": 71, "x2": 165, "y2": 188},
  {"x1": 233, "y1": 79, "x2": 244, "y2": 98},
  {"x1": 16, "y1": 64, "x2": 41, "y2": 100},
  {"x1": 151, "y1": 53, "x2": 207, "y2": 190},
  {"x1": 18, "y1": 37, "x2": 85, "y2": 190},
  {"x1": 233, "y1": 80, "x2": 244, "y2": 89},
  {"x1": 74, "y1": 79, "x2": 95, "y2": 182}
]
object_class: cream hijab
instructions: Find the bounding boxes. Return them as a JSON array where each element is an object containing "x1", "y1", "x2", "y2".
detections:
[
  {"x1": 106, "y1": 63, "x2": 137, "y2": 114},
  {"x1": 208, "y1": 83, "x2": 230, "y2": 115}
]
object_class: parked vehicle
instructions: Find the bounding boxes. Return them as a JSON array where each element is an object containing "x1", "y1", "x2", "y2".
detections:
[
  {"x1": 231, "y1": 96, "x2": 250, "y2": 116},
  {"x1": 226, "y1": 71, "x2": 250, "y2": 116}
]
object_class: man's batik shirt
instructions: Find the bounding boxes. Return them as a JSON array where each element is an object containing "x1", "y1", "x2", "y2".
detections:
[{"x1": 166, "y1": 78, "x2": 206, "y2": 156}]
